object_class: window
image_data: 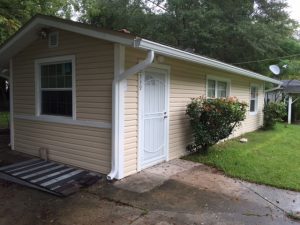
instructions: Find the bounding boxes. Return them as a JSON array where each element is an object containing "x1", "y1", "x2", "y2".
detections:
[
  {"x1": 37, "y1": 59, "x2": 74, "y2": 117},
  {"x1": 48, "y1": 32, "x2": 59, "y2": 48},
  {"x1": 250, "y1": 85, "x2": 258, "y2": 114},
  {"x1": 207, "y1": 78, "x2": 229, "y2": 98}
]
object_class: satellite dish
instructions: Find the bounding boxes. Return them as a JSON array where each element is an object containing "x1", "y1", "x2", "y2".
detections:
[{"x1": 269, "y1": 65, "x2": 280, "y2": 75}]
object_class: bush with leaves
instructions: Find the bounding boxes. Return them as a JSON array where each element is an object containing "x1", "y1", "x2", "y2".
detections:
[
  {"x1": 263, "y1": 102, "x2": 287, "y2": 130},
  {"x1": 186, "y1": 96, "x2": 247, "y2": 154}
]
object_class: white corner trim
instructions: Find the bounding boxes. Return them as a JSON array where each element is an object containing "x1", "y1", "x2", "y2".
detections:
[
  {"x1": 34, "y1": 55, "x2": 76, "y2": 120},
  {"x1": 136, "y1": 38, "x2": 282, "y2": 85},
  {"x1": 14, "y1": 114, "x2": 112, "y2": 129},
  {"x1": 9, "y1": 59, "x2": 15, "y2": 150}
]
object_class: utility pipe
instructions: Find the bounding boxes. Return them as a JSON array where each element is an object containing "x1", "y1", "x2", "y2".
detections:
[
  {"x1": 288, "y1": 96, "x2": 292, "y2": 124},
  {"x1": 107, "y1": 49, "x2": 155, "y2": 180}
]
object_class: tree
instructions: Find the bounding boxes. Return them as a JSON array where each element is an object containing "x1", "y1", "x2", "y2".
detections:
[
  {"x1": 80, "y1": 0, "x2": 299, "y2": 74},
  {"x1": 0, "y1": 0, "x2": 75, "y2": 45}
]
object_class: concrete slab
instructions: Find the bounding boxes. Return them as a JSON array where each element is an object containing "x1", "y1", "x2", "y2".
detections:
[
  {"x1": 114, "y1": 171, "x2": 166, "y2": 193},
  {"x1": 96, "y1": 159, "x2": 300, "y2": 225},
  {"x1": 243, "y1": 181, "x2": 300, "y2": 213},
  {"x1": 114, "y1": 159, "x2": 199, "y2": 193}
]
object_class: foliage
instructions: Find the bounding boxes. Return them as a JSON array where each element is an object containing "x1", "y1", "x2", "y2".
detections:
[
  {"x1": 79, "y1": 0, "x2": 299, "y2": 74},
  {"x1": 0, "y1": 0, "x2": 299, "y2": 77},
  {"x1": 0, "y1": 112, "x2": 9, "y2": 129},
  {"x1": 0, "y1": 0, "x2": 75, "y2": 45},
  {"x1": 263, "y1": 102, "x2": 287, "y2": 130},
  {"x1": 186, "y1": 96, "x2": 247, "y2": 153},
  {"x1": 184, "y1": 123, "x2": 300, "y2": 191}
]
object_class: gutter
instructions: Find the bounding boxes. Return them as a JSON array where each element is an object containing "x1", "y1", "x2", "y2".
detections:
[
  {"x1": 135, "y1": 38, "x2": 283, "y2": 85},
  {"x1": 107, "y1": 48, "x2": 154, "y2": 180},
  {"x1": 265, "y1": 85, "x2": 283, "y2": 93}
]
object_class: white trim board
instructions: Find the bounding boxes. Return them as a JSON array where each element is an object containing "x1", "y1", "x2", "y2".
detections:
[
  {"x1": 135, "y1": 38, "x2": 282, "y2": 85},
  {"x1": 249, "y1": 83, "x2": 259, "y2": 116},
  {"x1": 0, "y1": 15, "x2": 281, "y2": 86},
  {"x1": 34, "y1": 55, "x2": 76, "y2": 120},
  {"x1": 0, "y1": 16, "x2": 134, "y2": 68},
  {"x1": 14, "y1": 114, "x2": 112, "y2": 129}
]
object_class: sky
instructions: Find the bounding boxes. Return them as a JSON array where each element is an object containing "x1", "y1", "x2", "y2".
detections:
[{"x1": 286, "y1": 0, "x2": 300, "y2": 22}]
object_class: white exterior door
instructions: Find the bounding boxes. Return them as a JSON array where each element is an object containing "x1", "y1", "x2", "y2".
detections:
[{"x1": 140, "y1": 67, "x2": 169, "y2": 169}]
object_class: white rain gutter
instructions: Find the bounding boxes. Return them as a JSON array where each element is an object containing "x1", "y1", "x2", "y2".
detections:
[
  {"x1": 107, "y1": 49, "x2": 154, "y2": 180},
  {"x1": 135, "y1": 38, "x2": 283, "y2": 85}
]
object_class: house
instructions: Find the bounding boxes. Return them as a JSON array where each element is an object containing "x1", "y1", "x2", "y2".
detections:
[
  {"x1": 0, "y1": 15, "x2": 282, "y2": 180},
  {"x1": 266, "y1": 80, "x2": 300, "y2": 124}
]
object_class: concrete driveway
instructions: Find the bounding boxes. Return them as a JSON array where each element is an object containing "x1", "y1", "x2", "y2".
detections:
[
  {"x1": 0, "y1": 135, "x2": 299, "y2": 225},
  {"x1": 95, "y1": 159, "x2": 300, "y2": 225}
]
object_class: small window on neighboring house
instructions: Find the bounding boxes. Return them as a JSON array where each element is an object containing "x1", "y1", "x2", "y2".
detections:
[
  {"x1": 250, "y1": 85, "x2": 258, "y2": 114},
  {"x1": 48, "y1": 32, "x2": 59, "y2": 48},
  {"x1": 40, "y1": 61, "x2": 73, "y2": 117},
  {"x1": 207, "y1": 78, "x2": 229, "y2": 98}
]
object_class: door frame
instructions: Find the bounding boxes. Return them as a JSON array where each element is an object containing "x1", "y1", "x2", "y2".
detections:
[{"x1": 138, "y1": 63, "x2": 170, "y2": 171}]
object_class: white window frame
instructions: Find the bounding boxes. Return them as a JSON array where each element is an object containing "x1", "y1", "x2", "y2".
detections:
[
  {"x1": 206, "y1": 75, "x2": 231, "y2": 98},
  {"x1": 249, "y1": 84, "x2": 259, "y2": 115},
  {"x1": 35, "y1": 55, "x2": 76, "y2": 120}
]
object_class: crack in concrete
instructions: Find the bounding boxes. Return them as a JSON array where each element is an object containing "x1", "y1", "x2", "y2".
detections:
[{"x1": 239, "y1": 181, "x2": 287, "y2": 214}]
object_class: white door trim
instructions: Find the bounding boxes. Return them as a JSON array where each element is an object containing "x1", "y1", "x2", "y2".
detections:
[{"x1": 138, "y1": 63, "x2": 170, "y2": 171}]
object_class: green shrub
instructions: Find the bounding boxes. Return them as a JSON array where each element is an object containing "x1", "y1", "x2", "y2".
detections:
[
  {"x1": 186, "y1": 96, "x2": 247, "y2": 153},
  {"x1": 263, "y1": 102, "x2": 286, "y2": 130}
]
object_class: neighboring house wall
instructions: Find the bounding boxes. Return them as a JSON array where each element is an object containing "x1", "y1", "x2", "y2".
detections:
[
  {"x1": 123, "y1": 47, "x2": 264, "y2": 177},
  {"x1": 13, "y1": 30, "x2": 113, "y2": 173}
]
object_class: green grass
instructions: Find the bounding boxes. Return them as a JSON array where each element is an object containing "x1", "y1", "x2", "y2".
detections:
[
  {"x1": 0, "y1": 112, "x2": 9, "y2": 129},
  {"x1": 184, "y1": 123, "x2": 300, "y2": 191}
]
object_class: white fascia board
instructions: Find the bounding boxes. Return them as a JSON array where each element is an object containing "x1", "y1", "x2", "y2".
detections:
[
  {"x1": 0, "y1": 17, "x2": 134, "y2": 66},
  {"x1": 37, "y1": 18, "x2": 134, "y2": 46},
  {"x1": 136, "y1": 39, "x2": 283, "y2": 85}
]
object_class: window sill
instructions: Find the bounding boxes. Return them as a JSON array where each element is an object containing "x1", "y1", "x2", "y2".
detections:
[{"x1": 14, "y1": 114, "x2": 112, "y2": 129}]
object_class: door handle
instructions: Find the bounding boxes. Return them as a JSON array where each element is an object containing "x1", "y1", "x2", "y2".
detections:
[{"x1": 164, "y1": 115, "x2": 168, "y2": 119}]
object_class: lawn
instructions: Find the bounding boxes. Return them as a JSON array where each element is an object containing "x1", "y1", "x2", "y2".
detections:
[
  {"x1": 0, "y1": 112, "x2": 9, "y2": 129},
  {"x1": 184, "y1": 123, "x2": 300, "y2": 191}
]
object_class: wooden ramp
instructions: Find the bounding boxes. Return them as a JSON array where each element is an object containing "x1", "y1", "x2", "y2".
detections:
[{"x1": 0, "y1": 159, "x2": 101, "y2": 196}]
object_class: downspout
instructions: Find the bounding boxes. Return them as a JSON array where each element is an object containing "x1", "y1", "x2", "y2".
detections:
[{"x1": 107, "y1": 49, "x2": 155, "y2": 180}]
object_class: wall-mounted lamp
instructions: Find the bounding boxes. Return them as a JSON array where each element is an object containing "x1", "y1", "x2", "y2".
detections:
[{"x1": 39, "y1": 28, "x2": 49, "y2": 40}]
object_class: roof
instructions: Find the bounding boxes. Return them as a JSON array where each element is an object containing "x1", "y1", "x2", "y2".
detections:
[
  {"x1": 0, "y1": 14, "x2": 282, "y2": 85},
  {"x1": 281, "y1": 80, "x2": 300, "y2": 93}
]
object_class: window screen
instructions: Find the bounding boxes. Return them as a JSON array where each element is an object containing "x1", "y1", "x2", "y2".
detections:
[
  {"x1": 207, "y1": 79, "x2": 228, "y2": 98},
  {"x1": 40, "y1": 62, "x2": 72, "y2": 117},
  {"x1": 250, "y1": 86, "x2": 258, "y2": 113}
]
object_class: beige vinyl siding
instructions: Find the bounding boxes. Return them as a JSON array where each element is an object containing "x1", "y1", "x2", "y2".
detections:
[
  {"x1": 13, "y1": 29, "x2": 113, "y2": 173},
  {"x1": 123, "y1": 47, "x2": 145, "y2": 176},
  {"x1": 14, "y1": 119, "x2": 111, "y2": 173},
  {"x1": 165, "y1": 57, "x2": 206, "y2": 160},
  {"x1": 123, "y1": 47, "x2": 265, "y2": 177}
]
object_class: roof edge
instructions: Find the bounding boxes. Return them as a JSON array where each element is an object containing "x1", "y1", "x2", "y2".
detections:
[{"x1": 135, "y1": 38, "x2": 283, "y2": 85}]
